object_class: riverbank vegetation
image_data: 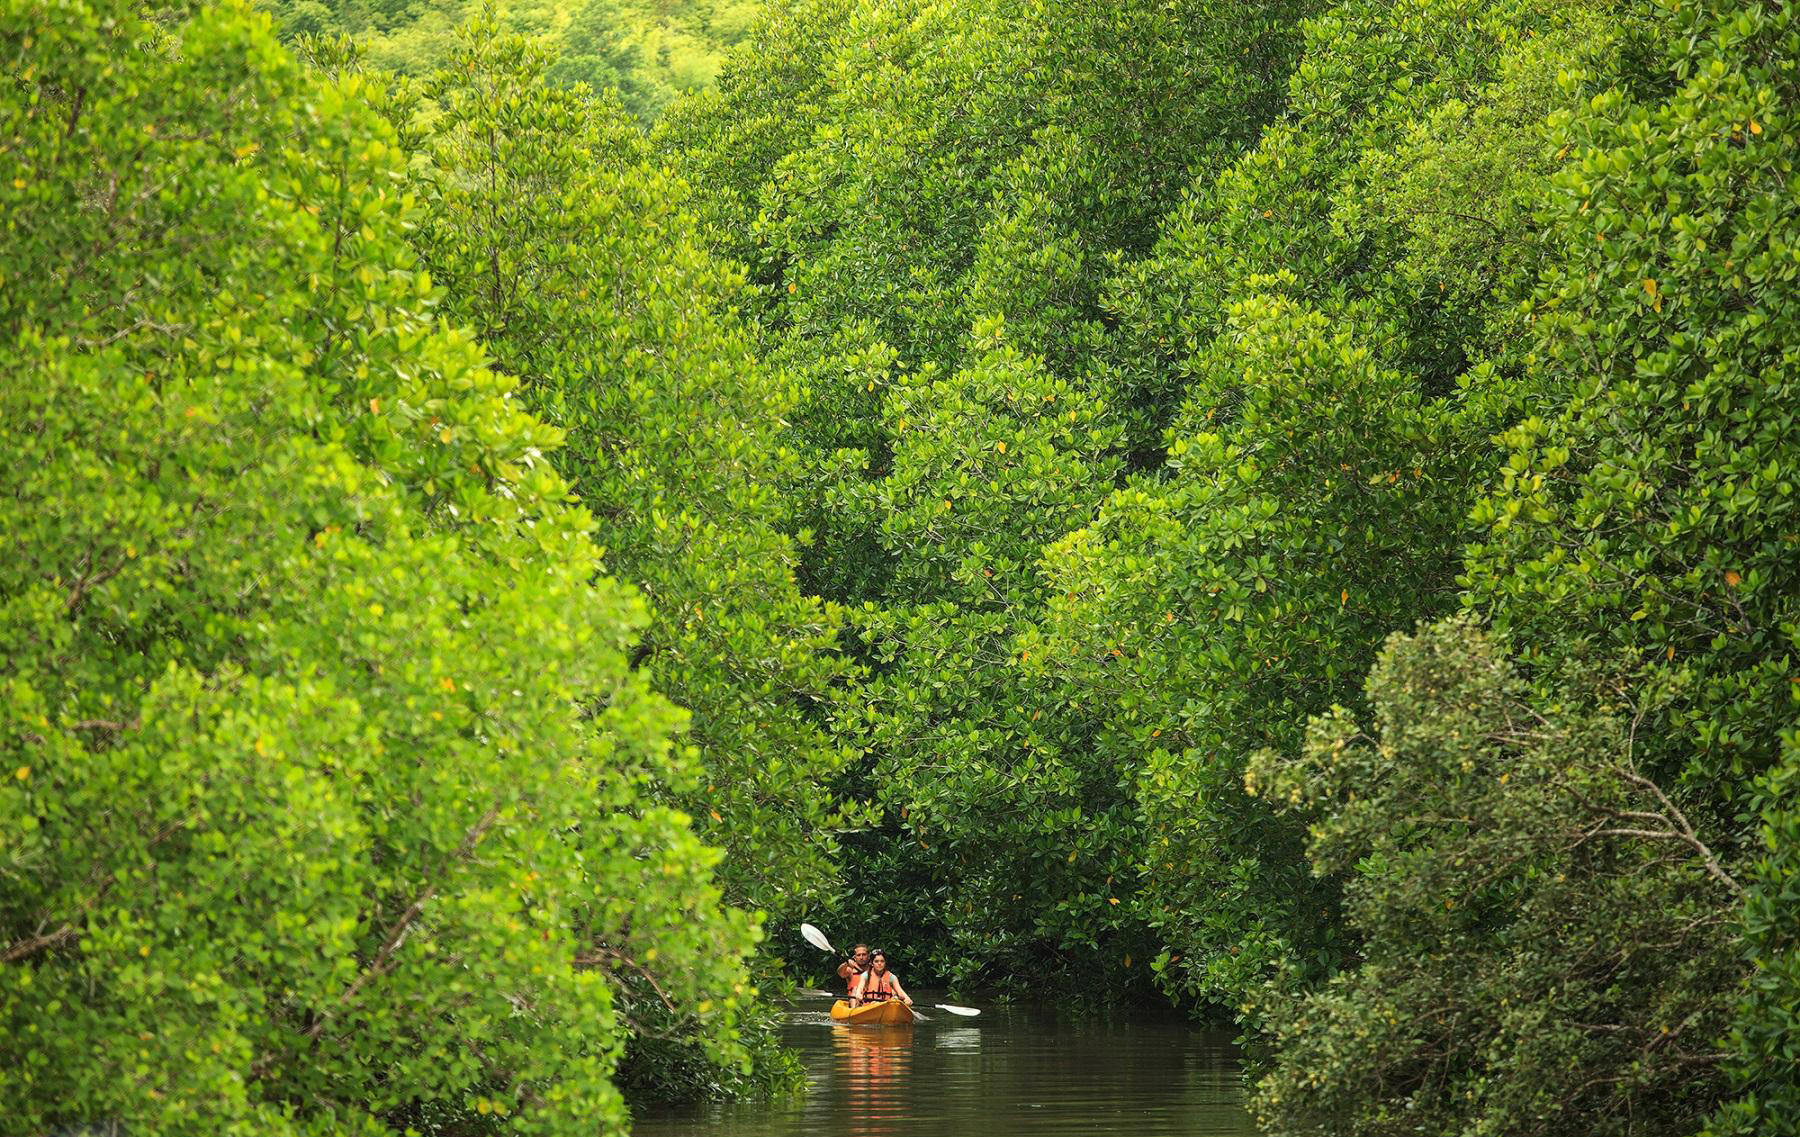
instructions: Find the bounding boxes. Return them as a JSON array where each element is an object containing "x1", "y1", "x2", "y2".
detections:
[{"x1": 3, "y1": 0, "x2": 1794, "y2": 1134}]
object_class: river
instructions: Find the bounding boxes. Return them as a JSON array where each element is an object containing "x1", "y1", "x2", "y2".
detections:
[{"x1": 632, "y1": 995, "x2": 1256, "y2": 1136}]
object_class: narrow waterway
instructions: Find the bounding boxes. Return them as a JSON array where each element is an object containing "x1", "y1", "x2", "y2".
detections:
[{"x1": 632, "y1": 995, "x2": 1255, "y2": 1136}]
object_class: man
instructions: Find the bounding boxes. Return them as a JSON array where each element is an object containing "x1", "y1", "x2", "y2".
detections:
[{"x1": 836, "y1": 943, "x2": 871, "y2": 997}]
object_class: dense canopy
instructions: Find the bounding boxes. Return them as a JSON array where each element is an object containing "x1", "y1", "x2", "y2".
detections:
[{"x1": 4, "y1": 0, "x2": 1795, "y2": 1133}]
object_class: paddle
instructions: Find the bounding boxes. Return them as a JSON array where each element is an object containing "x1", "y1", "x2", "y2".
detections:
[
  {"x1": 798, "y1": 923, "x2": 982, "y2": 1018},
  {"x1": 800, "y1": 922, "x2": 836, "y2": 955},
  {"x1": 906, "y1": 1002, "x2": 987, "y2": 1020}
]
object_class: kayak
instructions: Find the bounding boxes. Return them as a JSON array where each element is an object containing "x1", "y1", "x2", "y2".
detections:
[{"x1": 831, "y1": 999, "x2": 914, "y2": 1025}]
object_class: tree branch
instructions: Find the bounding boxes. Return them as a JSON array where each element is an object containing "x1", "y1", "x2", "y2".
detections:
[
  {"x1": 575, "y1": 944, "x2": 678, "y2": 1012},
  {"x1": 2, "y1": 811, "x2": 200, "y2": 962},
  {"x1": 1, "y1": 923, "x2": 80, "y2": 964},
  {"x1": 249, "y1": 804, "x2": 503, "y2": 1078},
  {"x1": 1615, "y1": 766, "x2": 1743, "y2": 895},
  {"x1": 68, "y1": 718, "x2": 139, "y2": 734}
]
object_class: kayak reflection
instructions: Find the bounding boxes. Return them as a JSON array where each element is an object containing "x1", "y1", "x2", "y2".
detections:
[{"x1": 833, "y1": 1024, "x2": 914, "y2": 1137}]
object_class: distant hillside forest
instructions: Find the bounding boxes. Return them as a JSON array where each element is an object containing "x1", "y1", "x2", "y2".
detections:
[{"x1": 263, "y1": 0, "x2": 758, "y2": 115}]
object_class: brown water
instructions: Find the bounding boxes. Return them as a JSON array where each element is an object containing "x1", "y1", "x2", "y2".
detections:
[{"x1": 632, "y1": 995, "x2": 1255, "y2": 1136}]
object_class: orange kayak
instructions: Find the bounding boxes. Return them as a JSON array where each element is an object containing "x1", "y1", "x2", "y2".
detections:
[{"x1": 831, "y1": 999, "x2": 914, "y2": 1025}]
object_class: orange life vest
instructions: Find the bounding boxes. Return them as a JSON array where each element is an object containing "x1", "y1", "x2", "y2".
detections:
[
  {"x1": 860, "y1": 970, "x2": 898, "y2": 1002},
  {"x1": 843, "y1": 964, "x2": 866, "y2": 997}
]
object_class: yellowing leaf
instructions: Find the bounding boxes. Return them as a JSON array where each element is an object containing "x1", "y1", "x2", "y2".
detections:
[
  {"x1": 13, "y1": 766, "x2": 28, "y2": 781},
  {"x1": 1643, "y1": 278, "x2": 1658, "y2": 298},
  {"x1": 1725, "y1": 570, "x2": 1741, "y2": 587},
  {"x1": 1749, "y1": 119, "x2": 1762, "y2": 135},
  {"x1": 995, "y1": 440, "x2": 1006, "y2": 453}
]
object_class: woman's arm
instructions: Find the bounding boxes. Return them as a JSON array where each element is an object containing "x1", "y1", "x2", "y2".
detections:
[{"x1": 890, "y1": 975, "x2": 912, "y2": 1005}]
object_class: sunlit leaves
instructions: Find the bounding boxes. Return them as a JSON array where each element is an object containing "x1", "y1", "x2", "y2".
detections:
[{"x1": 0, "y1": 4, "x2": 752, "y2": 1131}]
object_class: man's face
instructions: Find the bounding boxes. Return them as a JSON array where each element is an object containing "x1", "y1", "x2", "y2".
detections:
[{"x1": 853, "y1": 947, "x2": 870, "y2": 966}]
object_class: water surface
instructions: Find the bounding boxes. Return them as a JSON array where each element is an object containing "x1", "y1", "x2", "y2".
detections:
[{"x1": 633, "y1": 995, "x2": 1254, "y2": 1136}]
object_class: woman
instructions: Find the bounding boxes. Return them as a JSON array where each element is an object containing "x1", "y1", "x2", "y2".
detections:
[{"x1": 849, "y1": 949, "x2": 913, "y2": 1009}]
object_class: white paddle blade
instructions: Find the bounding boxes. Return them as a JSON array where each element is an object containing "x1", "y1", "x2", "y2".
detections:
[
  {"x1": 935, "y1": 1003, "x2": 981, "y2": 1016},
  {"x1": 800, "y1": 922, "x2": 835, "y2": 954}
]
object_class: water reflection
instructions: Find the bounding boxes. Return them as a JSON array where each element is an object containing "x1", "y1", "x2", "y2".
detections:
[
  {"x1": 631, "y1": 997, "x2": 1254, "y2": 1137},
  {"x1": 833, "y1": 1025, "x2": 913, "y2": 1136}
]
